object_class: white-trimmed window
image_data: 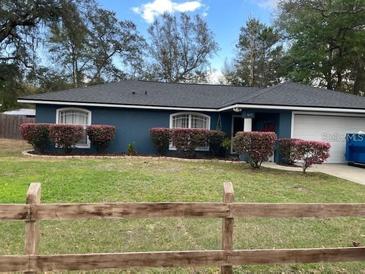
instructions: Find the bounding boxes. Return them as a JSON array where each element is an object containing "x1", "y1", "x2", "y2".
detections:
[
  {"x1": 170, "y1": 112, "x2": 210, "y2": 130},
  {"x1": 56, "y1": 108, "x2": 92, "y2": 148},
  {"x1": 169, "y1": 112, "x2": 210, "y2": 150}
]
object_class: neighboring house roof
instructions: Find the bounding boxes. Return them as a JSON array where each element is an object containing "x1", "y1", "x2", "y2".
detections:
[
  {"x1": 18, "y1": 80, "x2": 365, "y2": 112},
  {"x1": 2, "y1": 108, "x2": 36, "y2": 116}
]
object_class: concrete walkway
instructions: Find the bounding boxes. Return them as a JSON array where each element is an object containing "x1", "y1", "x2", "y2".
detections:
[{"x1": 263, "y1": 162, "x2": 365, "y2": 186}]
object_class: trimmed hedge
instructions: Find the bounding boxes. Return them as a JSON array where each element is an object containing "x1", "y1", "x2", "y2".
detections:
[
  {"x1": 20, "y1": 123, "x2": 50, "y2": 153},
  {"x1": 21, "y1": 123, "x2": 117, "y2": 155},
  {"x1": 87, "y1": 125, "x2": 116, "y2": 153},
  {"x1": 233, "y1": 131, "x2": 277, "y2": 168},
  {"x1": 277, "y1": 138, "x2": 301, "y2": 165},
  {"x1": 150, "y1": 128, "x2": 226, "y2": 157},
  {"x1": 171, "y1": 128, "x2": 209, "y2": 157},
  {"x1": 295, "y1": 140, "x2": 331, "y2": 173},
  {"x1": 208, "y1": 130, "x2": 225, "y2": 156},
  {"x1": 150, "y1": 128, "x2": 171, "y2": 155},
  {"x1": 49, "y1": 124, "x2": 84, "y2": 154}
]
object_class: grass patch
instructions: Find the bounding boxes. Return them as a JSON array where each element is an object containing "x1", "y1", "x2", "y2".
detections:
[{"x1": 0, "y1": 139, "x2": 365, "y2": 273}]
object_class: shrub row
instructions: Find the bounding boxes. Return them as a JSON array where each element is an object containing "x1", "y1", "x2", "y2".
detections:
[
  {"x1": 20, "y1": 123, "x2": 116, "y2": 154},
  {"x1": 277, "y1": 138, "x2": 301, "y2": 165},
  {"x1": 48, "y1": 124, "x2": 84, "y2": 154},
  {"x1": 233, "y1": 132, "x2": 331, "y2": 172},
  {"x1": 19, "y1": 123, "x2": 51, "y2": 153},
  {"x1": 150, "y1": 128, "x2": 225, "y2": 156},
  {"x1": 150, "y1": 128, "x2": 171, "y2": 155},
  {"x1": 278, "y1": 138, "x2": 331, "y2": 173}
]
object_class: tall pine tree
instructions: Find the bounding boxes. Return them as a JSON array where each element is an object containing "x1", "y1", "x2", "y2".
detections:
[{"x1": 226, "y1": 18, "x2": 283, "y2": 87}]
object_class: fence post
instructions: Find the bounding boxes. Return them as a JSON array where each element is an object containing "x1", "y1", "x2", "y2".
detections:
[
  {"x1": 24, "y1": 183, "x2": 41, "y2": 274},
  {"x1": 221, "y1": 182, "x2": 234, "y2": 274}
]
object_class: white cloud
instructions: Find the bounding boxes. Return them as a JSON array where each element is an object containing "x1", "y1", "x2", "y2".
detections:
[
  {"x1": 206, "y1": 69, "x2": 227, "y2": 84},
  {"x1": 249, "y1": 0, "x2": 281, "y2": 10},
  {"x1": 133, "y1": 0, "x2": 204, "y2": 23}
]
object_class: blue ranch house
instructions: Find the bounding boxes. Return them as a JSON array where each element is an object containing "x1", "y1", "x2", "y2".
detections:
[{"x1": 18, "y1": 80, "x2": 365, "y2": 163}]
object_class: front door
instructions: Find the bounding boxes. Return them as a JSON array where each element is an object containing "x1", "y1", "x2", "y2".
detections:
[{"x1": 231, "y1": 116, "x2": 244, "y2": 153}]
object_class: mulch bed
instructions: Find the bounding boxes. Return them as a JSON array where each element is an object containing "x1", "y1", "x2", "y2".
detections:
[{"x1": 23, "y1": 150, "x2": 240, "y2": 162}]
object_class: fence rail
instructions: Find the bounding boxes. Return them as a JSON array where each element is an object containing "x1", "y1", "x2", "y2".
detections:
[
  {"x1": 2, "y1": 203, "x2": 365, "y2": 220},
  {"x1": 0, "y1": 114, "x2": 34, "y2": 139},
  {"x1": 0, "y1": 182, "x2": 364, "y2": 273}
]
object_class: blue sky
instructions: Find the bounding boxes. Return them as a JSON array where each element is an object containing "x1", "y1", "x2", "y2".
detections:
[{"x1": 98, "y1": 0, "x2": 278, "y2": 74}]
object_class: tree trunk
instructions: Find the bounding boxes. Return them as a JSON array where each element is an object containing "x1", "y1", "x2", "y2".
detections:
[
  {"x1": 75, "y1": 60, "x2": 79, "y2": 88},
  {"x1": 325, "y1": 71, "x2": 333, "y2": 90},
  {"x1": 72, "y1": 60, "x2": 77, "y2": 88},
  {"x1": 325, "y1": 48, "x2": 334, "y2": 90},
  {"x1": 353, "y1": 58, "x2": 365, "y2": 95},
  {"x1": 250, "y1": 53, "x2": 256, "y2": 87},
  {"x1": 335, "y1": 70, "x2": 343, "y2": 91},
  {"x1": 71, "y1": 46, "x2": 77, "y2": 88}
]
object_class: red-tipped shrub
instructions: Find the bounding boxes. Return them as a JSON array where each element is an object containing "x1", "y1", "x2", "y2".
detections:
[
  {"x1": 170, "y1": 128, "x2": 209, "y2": 157},
  {"x1": 49, "y1": 124, "x2": 84, "y2": 154},
  {"x1": 150, "y1": 128, "x2": 171, "y2": 155},
  {"x1": 20, "y1": 123, "x2": 50, "y2": 153},
  {"x1": 208, "y1": 130, "x2": 225, "y2": 156},
  {"x1": 294, "y1": 140, "x2": 331, "y2": 173},
  {"x1": 233, "y1": 131, "x2": 277, "y2": 168},
  {"x1": 277, "y1": 138, "x2": 301, "y2": 165},
  {"x1": 86, "y1": 125, "x2": 116, "y2": 153}
]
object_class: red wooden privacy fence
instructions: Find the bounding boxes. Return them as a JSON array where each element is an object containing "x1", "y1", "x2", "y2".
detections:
[{"x1": 0, "y1": 182, "x2": 365, "y2": 273}]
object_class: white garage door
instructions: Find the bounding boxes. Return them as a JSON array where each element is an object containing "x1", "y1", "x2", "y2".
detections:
[{"x1": 292, "y1": 113, "x2": 365, "y2": 163}]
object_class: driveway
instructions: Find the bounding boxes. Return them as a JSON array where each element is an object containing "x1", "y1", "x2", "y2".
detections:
[
  {"x1": 263, "y1": 163, "x2": 365, "y2": 186},
  {"x1": 312, "y1": 164, "x2": 365, "y2": 185}
]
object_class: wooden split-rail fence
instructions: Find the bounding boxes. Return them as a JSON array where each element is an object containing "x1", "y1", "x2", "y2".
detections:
[{"x1": 1, "y1": 182, "x2": 365, "y2": 273}]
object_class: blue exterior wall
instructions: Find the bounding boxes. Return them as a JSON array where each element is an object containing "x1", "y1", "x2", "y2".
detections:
[
  {"x1": 249, "y1": 109, "x2": 292, "y2": 161},
  {"x1": 222, "y1": 109, "x2": 292, "y2": 162},
  {"x1": 221, "y1": 109, "x2": 292, "y2": 138},
  {"x1": 278, "y1": 111, "x2": 292, "y2": 138},
  {"x1": 36, "y1": 104, "x2": 223, "y2": 154},
  {"x1": 35, "y1": 104, "x2": 292, "y2": 155}
]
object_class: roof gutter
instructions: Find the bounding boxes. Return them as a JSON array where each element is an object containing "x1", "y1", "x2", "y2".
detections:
[
  {"x1": 221, "y1": 104, "x2": 365, "y2": 114},
  {"x1": 18, "y1": 99, "x2": 365, "y2": 114}
]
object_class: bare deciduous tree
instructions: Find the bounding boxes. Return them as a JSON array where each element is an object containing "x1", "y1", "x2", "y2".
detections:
[{"x1": 147, "y1": 13, "x2": 218, "y2": 83}]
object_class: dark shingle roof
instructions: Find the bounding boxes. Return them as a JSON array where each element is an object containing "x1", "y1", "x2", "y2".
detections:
[
  {"x1": 19, "y1": 80, "x2": 365, "y2": 110},
  {"x1": 243, "y1": 82, "x2": 365, "y2": 109},
  {"x1": 19, "y1": 80, "x2": 259, "y2": 109}
]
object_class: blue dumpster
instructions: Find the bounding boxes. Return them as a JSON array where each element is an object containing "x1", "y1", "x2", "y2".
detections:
[{"x1": 346, "y1": 133, "x2": 365, "y2": 164}]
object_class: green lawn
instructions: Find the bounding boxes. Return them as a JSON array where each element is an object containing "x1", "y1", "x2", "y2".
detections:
[{"x1": 0, "y1": 139, "x2": 365, "y2": 273}]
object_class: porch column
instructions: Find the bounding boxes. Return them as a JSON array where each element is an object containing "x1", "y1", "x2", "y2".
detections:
[{"x1": 243, "y1": 118, "x2": 252, "y2": 132}]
